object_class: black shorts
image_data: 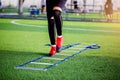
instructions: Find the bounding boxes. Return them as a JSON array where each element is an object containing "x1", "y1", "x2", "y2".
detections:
[
  {"x1": 46, "y1": 0, "x2": 67, "y2": 19},
  {"x1": 105, "y1": 8, "x2": 113, "y2": 15},
  {"x1": 74, "y1": 5, "x2": 78, "y2": 9},
  {"x1": 46, "y1": 0, "x2": 66, "y2": 9}
]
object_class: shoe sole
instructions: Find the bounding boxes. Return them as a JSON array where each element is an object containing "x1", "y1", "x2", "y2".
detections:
[
  {"x1": 48, "y1": 53, "x2": 56, "y2": 57},
  {"x1": 56, "y1": 46, "x2": 62, "y2": 53}
]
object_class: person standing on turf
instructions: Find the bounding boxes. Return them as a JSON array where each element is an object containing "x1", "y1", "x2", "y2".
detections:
[
  {"x1": 104, "y1": 0, "x2": 113, "y2": 22},
  {"x1": 41, "y1": 0, "x2": 46, "y2": 14},
  {"x1": 46, "y1": 0, "x2": 67, "y2": 56},
  {"x1": 73, "y1": 0, "x2": 79, "y2": 14},
  {"x1": 0, "y1": 0, "x2": 2, "y2": 11}
]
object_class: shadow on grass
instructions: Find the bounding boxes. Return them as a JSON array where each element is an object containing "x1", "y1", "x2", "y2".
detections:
[
  {"x1": 0, "y1": 50, "x2": 48, "y2": 63},
  {"x1": 0, "y1": 50, "x2": 47, "y2": 56}
]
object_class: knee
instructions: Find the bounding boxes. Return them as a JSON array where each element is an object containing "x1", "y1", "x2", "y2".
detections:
[{"x1": 53, "y1": 10, "x2": 61, "y2": 18}]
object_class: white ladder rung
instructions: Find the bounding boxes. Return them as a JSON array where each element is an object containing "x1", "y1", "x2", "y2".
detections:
[
  {"x1": 63, "y1": 50, "x2": 77, "y2": 52},
  {"x1": 44, "y1": 57, "x2": 63, "y2": 60},
  {"x1": 72, "y1": 48, "x2": 84, "y2": 49},
  {"x1": 30, "y1": 62, "x2": 53, "y2": 65},
  {"x1": 56, "y1": 53, "x2": 70, "y2": 56}
]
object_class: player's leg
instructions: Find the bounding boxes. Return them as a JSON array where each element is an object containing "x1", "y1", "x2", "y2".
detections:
[
  {"x1": 53, "y1": 0, "x2": 67, "y2": 52},
  {"x1": 53, "y1": 7, "x2": 62, "y2": 36},
  {"x1": 47, "y1": 16, "x2": 57, "y2": 56},
  {"x1": 109, "y1": 13, "x2": 113, "y2": 22},
  {"x1": 46, "y1": 0, "x2": 56, "y2": 56},
  {"x1": 53, "y1": 8, "x2": 63, "y2": 52},
  {"x1": 41, "y1": 5, "x2": 46, "y2": 14}
]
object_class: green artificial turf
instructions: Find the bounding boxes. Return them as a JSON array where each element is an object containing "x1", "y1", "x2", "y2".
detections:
[{"x1": 0, "y1": 19, "x2": 120, "y2": 80}]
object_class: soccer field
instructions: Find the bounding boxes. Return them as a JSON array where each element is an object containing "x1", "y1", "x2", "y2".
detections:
[{"x1": 0, "y1": 19, "x2": 120, "y2": 80}]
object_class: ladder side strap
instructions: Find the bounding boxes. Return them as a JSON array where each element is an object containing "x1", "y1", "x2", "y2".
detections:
[
  {"x1": 45, "y1": 48, "x2": 88, "y2": 70},
  {"x1": 16, "y1": 56, "x2": 45, "y2": 67},
  {"x1": 15, "y1": 43, "x2": 81, "y2": 70}
]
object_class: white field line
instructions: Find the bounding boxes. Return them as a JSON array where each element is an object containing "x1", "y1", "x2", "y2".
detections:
[
  {"x1": 11, "y1": 20, "x2": 120, "y2": 33},
  {"x1": 11, "y1": 20, "x2": 46, "y2": 28}
]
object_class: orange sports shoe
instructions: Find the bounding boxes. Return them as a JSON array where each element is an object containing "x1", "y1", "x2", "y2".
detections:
[{"x1": 49, "y1": 45, "x2": 56, "y2": 56}]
